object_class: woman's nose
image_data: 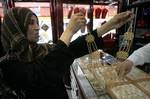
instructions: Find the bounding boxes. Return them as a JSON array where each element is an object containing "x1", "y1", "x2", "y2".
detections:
[{"x1": 35, "y1": 23, "x2": 40, "y2": 30}]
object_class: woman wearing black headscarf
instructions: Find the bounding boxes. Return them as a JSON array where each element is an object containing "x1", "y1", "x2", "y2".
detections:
[{"x1": 0, "y1": 7, "x2": 134, "y2": 99}]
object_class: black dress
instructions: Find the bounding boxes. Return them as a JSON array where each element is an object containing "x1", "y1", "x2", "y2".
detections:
[{"x1": 0, "y1": 30, "x2": 103, "y2": 99}]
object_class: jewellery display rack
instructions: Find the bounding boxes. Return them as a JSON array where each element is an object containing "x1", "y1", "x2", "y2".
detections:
[{"x1": 71, "y1": 50, "x2": 150, "y2": 99}]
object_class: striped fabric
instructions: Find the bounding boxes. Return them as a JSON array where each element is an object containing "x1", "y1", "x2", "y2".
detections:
[{"x1": 1, "y1": 7, "x2": 49, "y2": 62}]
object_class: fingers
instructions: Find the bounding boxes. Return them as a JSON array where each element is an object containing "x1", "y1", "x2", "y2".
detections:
[
  {"x1": 115, "y1": 11, "x2": 134, "y2": 21},
  {"x1": 79, "y1": 18, "x2": 87, "y2": 25},
  {"x1": 106, "y1": 11, "x2": 134, "y2": 30},
  {"x1": 73, "y1": 12, "x2": 86, "y2": 21},
  {"x1": 76, "y1": 12, "x2": 84, "y2": 16},
  {"x1": 74, "y1": 12, "x2": 85, "y2": 18},
  {"x1": 75, "y1": 13, "x2": 86, "y2": 27},
  {"x1": 117, "y1": 11, "x2": 134, "y2": 18},
  {"x1": 68, "y1": 12, "x2": 86, "y2": 34},
  {"x1": 117, "y1": 11, "x2": 134, "y2": 24},
  {"x1": 121, "y1": 11, "x2": 134, "y2": 22}
]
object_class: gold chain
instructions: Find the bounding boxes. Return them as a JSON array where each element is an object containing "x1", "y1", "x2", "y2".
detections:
[{"x1": 116, "y1": 26, "x2": 134, "y2": 60}]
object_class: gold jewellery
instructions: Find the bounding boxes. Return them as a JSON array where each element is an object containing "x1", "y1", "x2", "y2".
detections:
[{"x1": 116, "y1": 26, "x2": 134, "y2": 60}]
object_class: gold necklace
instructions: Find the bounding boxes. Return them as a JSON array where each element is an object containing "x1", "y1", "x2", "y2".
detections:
[{"x1": 116, "y1": 26, "x2": 134, "y2": 60}]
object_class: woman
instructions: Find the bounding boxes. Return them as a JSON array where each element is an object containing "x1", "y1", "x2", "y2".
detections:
[{"x1": 0, "y1": 7, "x2": 134, "y2": 99}]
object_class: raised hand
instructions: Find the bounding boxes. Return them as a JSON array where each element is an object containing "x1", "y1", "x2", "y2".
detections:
[
  {"x1": 107, "y1": 11, "x2": 134, "y2": 30},
  {"x1": 60, "y1": 12, "x2": 86, "y2": 46},
  {"x1": 66, "y1": 12, "x2": 86, "y2": 35},
  {"x1": 97, "y1": 11, "x2": 134, "y2": 37}
]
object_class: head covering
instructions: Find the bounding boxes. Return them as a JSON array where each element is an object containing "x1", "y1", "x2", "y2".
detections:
[{"x1": 1, "y1": 7, "x2": 49, "y2": 62}]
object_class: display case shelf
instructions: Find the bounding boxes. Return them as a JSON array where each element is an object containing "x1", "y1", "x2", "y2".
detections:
[{"x1": 70, "y1": 51, "x2": 150, "y2": 99}]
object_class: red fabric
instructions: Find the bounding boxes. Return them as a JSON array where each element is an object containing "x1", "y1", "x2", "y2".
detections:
[
  {"x1": 144, "y1": 30, "x2": 150, "y2": 39},
  {"x1": 80, "y1": 8, "x2": 86, "y2": 16},
  {"x1": 74, "y1": 7, "x2": 80, "y2": 14},
  {"x1": 137, "y1": 19, "x2": 145, "y2": 27},
  {"x1": 101, "y1": 8, "x2": 108, "y2": 19},
  {"x1": 67, "y1": 7, "x2": 73, "y2": 19},
  {"x1": 103, "y1": 33, "x2": 116, "y2": 48},
  {"x1": 95, "y1": 8, "x2": 101, "y2": 18}
]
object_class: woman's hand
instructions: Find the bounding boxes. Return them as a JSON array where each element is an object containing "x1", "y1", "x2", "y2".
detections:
[
  {"x1": 107, "y1": 11, "x2": 134, "y2": 30},
  {"x1": 97, "y1": 11, "x2": 135, "y2": 37},
  {"x1": 66, "y1": 12, "x2": 86, "y2": 35},
  {"x1": 60, "y1": 12, "x2": 86, "y2": 46}
]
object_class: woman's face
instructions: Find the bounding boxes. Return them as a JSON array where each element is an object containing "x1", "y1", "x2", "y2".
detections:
[{"x1": 26, "y1": 15, "x2": 40, "y2": 43}]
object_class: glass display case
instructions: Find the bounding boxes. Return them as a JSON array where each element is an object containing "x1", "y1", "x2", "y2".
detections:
[
  {"x1": 70, "y1": 50, "x2": 150, "y2": 99},
  {"x1": 60, "y1": 1, "x2": 119, "y2": 98}
]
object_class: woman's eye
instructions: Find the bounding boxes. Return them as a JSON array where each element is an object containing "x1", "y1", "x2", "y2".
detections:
[
  {"x1": 29, "y1": 20, "x2": 34, "y2": 25},
  {"x1": 30, "y1": 20, "x2": 39, "y2": 25}
]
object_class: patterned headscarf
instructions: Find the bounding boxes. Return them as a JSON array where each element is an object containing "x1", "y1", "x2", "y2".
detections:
[{"x1": 1, "y1": 7, "x2": 49, "y2": 62}]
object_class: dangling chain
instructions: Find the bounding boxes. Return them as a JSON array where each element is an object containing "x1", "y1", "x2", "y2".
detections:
[
  {"x1": 116, "y1": 25, "x2": 134, "y2": 60},
  {"x1": 85, "y1": 33, "x2": 98, "y2": 53},
  {"x1": 85, "y1": 32, "x2": 101, "y2": 69}
]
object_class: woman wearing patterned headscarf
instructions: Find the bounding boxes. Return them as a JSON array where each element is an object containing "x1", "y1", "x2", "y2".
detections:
[
  {"x1": 0, "y1": 7, "x2": 134, "y2": 99},
  {"x1": 1, "y1": 7, "x2": 50, "y2": 62}
]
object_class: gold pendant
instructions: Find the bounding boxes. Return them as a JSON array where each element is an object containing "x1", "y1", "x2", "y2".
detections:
[
  {"x1": 116, "y1": 31, "x2": 134, "y2": 60},
  {"x1": 85, "y1": 34, "x2": 95, "y2": 43}
]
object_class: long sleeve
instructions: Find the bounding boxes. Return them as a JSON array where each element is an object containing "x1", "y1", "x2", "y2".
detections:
[
  {"x1": 44, "y1": 29, "x2": 103, "y2": 72},
  {"x1": 127, "y1": 43, "x2": 150, "y2": 66},
  {"x1": 0, "y1": 29, "x2": 104, "y2": 98},
  {"x1": 68, "y1": 29, "x2": 104, "y2": 58}
]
